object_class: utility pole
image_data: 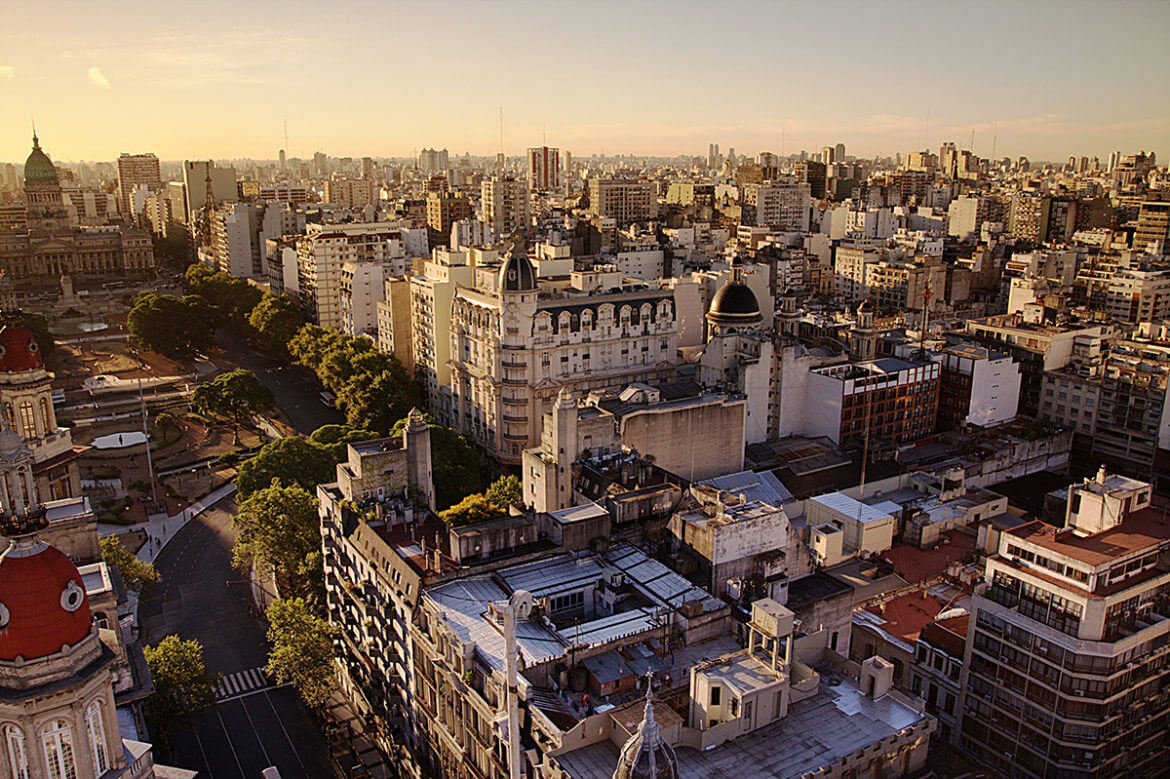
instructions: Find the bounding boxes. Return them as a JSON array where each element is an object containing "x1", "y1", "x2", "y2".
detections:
[{"x1": 138, "y1": 378, "x2": 159, "y2": 508}]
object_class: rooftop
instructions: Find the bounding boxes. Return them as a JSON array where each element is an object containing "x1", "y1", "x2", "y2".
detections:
[
  {"x1": 1005, "y1": 503, "x2": 1170, "y2": 567},
  {"x1": 556, "y1": 674, "x2": 930, "y2": 778},
  {"x1": 810, "y1": 493, "x2": 894, "y2": 524},
  {"x1": 697, "y1": 469, "x2": 793, "y2": 506}
]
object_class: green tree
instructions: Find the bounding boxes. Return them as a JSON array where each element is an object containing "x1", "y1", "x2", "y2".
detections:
[
  {"x1": 288, "y1": 324, "x2": 343, "y2": 370},
  {"x1": 99, "y1": 535, "x2": 159, "y2": 592},
  {"x1": 192, "y1": 369, "x2": 275, "y2": 425},
  {"x1": 127, "y1": 292, "x2": 213, "y2": 358},
  {"x1": 235, "y1": 436, "x2": 337, "y2": 498},
  {"x1": 341, "y1": 365, "x2": 421, "y2": 434},
  {"x1": 248, "y1": 292, "x2": 305, "y2": 354},
  {"x1": 485, "y1": 474, "x2": 522, "y2": 510},
  {"x1": 439, "y1": 493, "x2": 502, "y2": 526},
  {"x1": 184, "y1": 264, "x2": 262, "y2": 324},
  {"x1": 144, "y1": 636, "x2": 216, "y2": 748},
  {"x1": 154, "y1": 411, "x2": 178, "y2": 436},
  {"x1": 21, "y1": 312, "x2": 56, "y2": 361},
  {"x1": 308, "y1": 424, "x2": 378, "y2": 461},
  {"x1": 389, "y1": 414, "x2": 481, "y2": 510},
  {"x1": 233, "y1": 481, "x2": 320, "y2": 598},
  {"x1": 265, "y1": 597, "x2": 338, "y2": 708}
]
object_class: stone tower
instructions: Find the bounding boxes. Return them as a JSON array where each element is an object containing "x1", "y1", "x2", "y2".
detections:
[{"x1": 403, "y1": 408, "x2": 435, "y2": 510}]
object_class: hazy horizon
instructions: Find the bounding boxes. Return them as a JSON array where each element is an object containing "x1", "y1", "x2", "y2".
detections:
[{"x1": 3, "y1": 0, "x2": 1168, "y2": 165}]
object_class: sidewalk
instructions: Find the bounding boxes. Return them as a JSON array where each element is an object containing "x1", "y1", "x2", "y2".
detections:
[{"x1": 98, "y1": 481, "x2": 238, "y2": 565}]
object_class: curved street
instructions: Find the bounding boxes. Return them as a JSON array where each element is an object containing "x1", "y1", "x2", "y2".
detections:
[{"x1": 139, "y1": 499, "x2": 334, "y2": 778}]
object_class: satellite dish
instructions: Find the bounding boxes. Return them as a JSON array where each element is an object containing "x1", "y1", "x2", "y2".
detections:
[{"x1": 510, "y1": 589, "x2": 534, "y2": 620}]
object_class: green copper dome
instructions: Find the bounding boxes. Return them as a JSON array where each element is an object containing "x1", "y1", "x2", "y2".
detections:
[{"x1": 23, "y1": 135, "x2": 58, "y2": 185}]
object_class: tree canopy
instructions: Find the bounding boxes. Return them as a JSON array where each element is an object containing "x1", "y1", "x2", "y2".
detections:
[
  {"x1": 185, "y1": 264, "x2": 263, "y2": 325},
  {"x1": 127, "y1": 292, "x2": 214, "y2": 358},
  {"x1": 233, "y1": 480, "x2": 321, "y2": 600},
  {"x1": 308, "y1": 424, "x2": 378, "y2": 461},
  {"x1": 389, "y1": 413, "x2": 482, "y2": 510},
  {"x1": 265, "y1": 597, "x2": 338, "y2": 708},
  {"x1": 235, "y1": 435, "x2": 337, "y2": 498},
  {"x1": 144, "y1": 636, "x2": 216, "y2": 746},
  {"x1": 248, "y1": 292, "x2": 305, "y2": 354},
  {"x1": 288, "y1": 324, "x2": 422, "y2": 434},
  {"x1": 99, "y1": 535, "x2": 159, "y2": 592},
  {"x1": 439, "y1": 474, "x2": 521, "y2": 526},
  {"x1": 192, "y1": 368, "x2": 275, "y2": 424}
]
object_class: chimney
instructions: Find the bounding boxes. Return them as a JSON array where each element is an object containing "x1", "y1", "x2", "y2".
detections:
[{"x1": 1096, "y1": 465, "x2": 1107, "y2": 485}]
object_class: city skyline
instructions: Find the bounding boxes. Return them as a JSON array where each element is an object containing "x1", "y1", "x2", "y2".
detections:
[{"x1": 2, "y1": 0, "x2": 1169, "y2": 164}]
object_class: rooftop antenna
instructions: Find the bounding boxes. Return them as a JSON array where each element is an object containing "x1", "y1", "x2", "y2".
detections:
[
  {"x1": 283, "y1": 119, "x2": 289, "y2": 156},
  {"x1": 970, "y1": 127, "x2": 975, "y2": 153},
  {"x1": 781, "y1": 125, "x2": 785, "y2": 157},
  {"x1": 992, "y1": 124, "x2": 998, "y2": 160},
  {"x1": 499, "y1": 106, "x2": 505, "y2": 173},
  {"x1": 924, "y1": 108, "x2": 930, "y2": 151}
]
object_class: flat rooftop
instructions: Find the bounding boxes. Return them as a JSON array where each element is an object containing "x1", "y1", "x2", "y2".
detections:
[
  {"x1": 556, "y1": 674, "x2": 930, "y2": 778},
  {"x1": 810, "y1": 493, "x2": 894, "y2": 524},
  {"x1": 698, "y1": 469, "x2": 794, "y2": 505},
  {"x1": 1006, "y1": 504, "x2": 1170, "y2": 567}
]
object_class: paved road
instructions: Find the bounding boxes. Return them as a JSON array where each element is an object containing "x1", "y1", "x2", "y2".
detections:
[
  {"x1": 215, "y1": 329, "x2": 342, "y2": 435},
  {"x1": 140, "y1": 500, "x2": 334, "y2": 778}
]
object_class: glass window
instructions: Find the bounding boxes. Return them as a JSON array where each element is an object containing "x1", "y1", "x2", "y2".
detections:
[
  {"x1": 41, "y1": 720, "x2": 76, "y2": 779},
  {"x1": 18, "y1": 401, "x2": 35, "y2": 438},
  {"x1": 85, "y1": 702, "x2": 108, "y2": 774},
  {"x1": 5, "y1": 725, "x2": 28, "y2": 779}
]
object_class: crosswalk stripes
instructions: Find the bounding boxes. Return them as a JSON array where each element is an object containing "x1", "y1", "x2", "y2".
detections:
[{"x1": 213, "y1": 667, "x2": 272, "y2": 701}]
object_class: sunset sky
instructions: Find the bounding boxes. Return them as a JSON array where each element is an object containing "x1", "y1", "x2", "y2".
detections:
[{"x1": 2, "y1": 0, "x2": 1168, "y2": 164}]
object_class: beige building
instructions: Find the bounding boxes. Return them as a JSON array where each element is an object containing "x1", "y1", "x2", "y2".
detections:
[
  {"x1": 589, "y1": 179, "x2": 658, "y2": 223},
  {"x1": 115, "y1": 153, "x2": 161, "y2": 222},
  {"x1": 480, "y1": 176, "x2": 530, "y2": 236},
  {"x1": 523, "y1": 383, "x2": 746, "y2": 512},
  {"x1": 376, "y1": 275, "x2": 415, "y2": 377},
  {"x1": 325, "y1": 177, "x2": 376, "y2": 211},
  {"x1": 296, "y1": 222, "x2": 417, "y2": 331},
  {"x1": 447, "y1": 251, "x2": 680, "y2": 463}
]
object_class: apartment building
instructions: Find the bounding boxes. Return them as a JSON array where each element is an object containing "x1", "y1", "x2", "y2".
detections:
[
  {"x1": 865, "y1": 256, "x2": 948, "y2": 312},
  {"x1": 325, "y1": 177, "x2": 376, "y2": 211},
  {"x1": 739, "y1": 181, "x2": 810, "y2": 231},
  {"x1": 115, "y1": 153, "x2": 161, "y2": 221},
  {"x1": 935, "y1": 343, "x2": 1021, "y2": 430},
  {"x1": 480, "y1": 176, "x2": 530, "y2": 236},
  {"x1": 959, "y1": 470, "x2": 1169, "y2": 777},
  {"x1": 1104, "y1": 269, "x2": 1170, "y2": 323},
  {"x1": 258, "y1": 183, "x2": 308, "y2": 206},
  {"x1": 1041, "y1": 336, "x2": 1170, "y2": 487},
  {"x1": 965, "y1": 314, "x2": 1113, "y2": 419},
  {"x1": 296, "y1": 222, "x2": 420, "y2": 331},
  {"x1": 376, "y1": 275, "x2": 413, "y2": 377},
  {"x1": 833, "y1": 244, "x2": 880, "y2": 303},
  {"x1": 589, "y1": 179, "x2": 658, "y2": 223},
  {"x1": 447, "y1": 251, "x2": 679, "y2": 463},
  {"x1": 425, "y1": 192, "x2": 471, "y2": 245},
  {"x1": 805, "y1": 357, "x2": 941, "y2": 449},
  {"x1": 527, "y1": 146, "x2": 560, "y2": 191},
  {"x1": 1132, "y1": 200, "x2": 1169, "y2": 253}
]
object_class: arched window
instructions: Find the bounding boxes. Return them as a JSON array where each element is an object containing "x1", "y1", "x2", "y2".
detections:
[
  {"x1": 39, "y1": 397, "x2": 51, "y2": 434},
  {"x1": 4, "y1": 724, "x2": 28, "y2": 779},
  {"x1": 17, "y1": 401, "x2": 35, "y2": 439},
  {"x1": 85, "y1": 701, "x2": 108, "y2": 774},
  {"x1": 41, "y1": 720, "x2": 76, "y2": 779}
]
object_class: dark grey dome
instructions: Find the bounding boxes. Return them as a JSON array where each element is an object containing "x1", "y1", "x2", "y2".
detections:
[
  {"x1": 500, "y1": 249, "x2": 536, "y2": 292},
  {"x1": 613, "y1": 687, "x2": 678, "y2": 779},
  {"x1": 857, "y1": 299, "x2": 874, "y2": 313},
  {"x1": 706, "y1": 280, "x2": 761, "y2": 327}
]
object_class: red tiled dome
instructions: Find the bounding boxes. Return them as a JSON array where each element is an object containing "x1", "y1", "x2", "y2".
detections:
[
  {"x1": 0, "y1": 539, "x2": 92, "y2": 662},
  {"x1": 0, "y1": 324, "x2": 44, "y2": 373}
]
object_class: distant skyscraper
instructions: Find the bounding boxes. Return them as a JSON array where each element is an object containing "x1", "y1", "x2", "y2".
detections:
[
  {"x1": 419, "y1": 148, "x2": 449, "y2": 174},
  {"x1": 1108, "y1": 150, "x2": 1121, "y2": 172},
  {"x1": 835, "y1": 142, "x2": 846, "y2": 163},
  {"x1": 526, "y1": 146, "x2": 560, "y2": 191},
  {"x1": 360, "y1": 156, "x2": 376, "y2": 180},
  {"x1": 821, "y1": 145, "x2": 834, "y2": 165},
  {"x1": 480, "y1": 177, "x2": 530, "y2": 236},
  {"x1": 116, "y1": 153, "x2": 161, "y2": 221},
  {"x1": 279, "y1": 149, "x2": 287, "y2": 170}
]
